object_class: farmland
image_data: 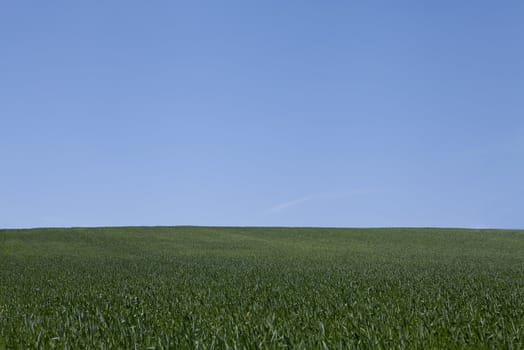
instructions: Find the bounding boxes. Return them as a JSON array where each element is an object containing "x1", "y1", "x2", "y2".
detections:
[{"x1": 0, "y1": 227, "x2": 523, "y2": 349}]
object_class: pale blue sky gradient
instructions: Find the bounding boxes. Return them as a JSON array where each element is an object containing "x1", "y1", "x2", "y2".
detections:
[{"x1": 1, "y1": 1, "x2": 523, "y2": 228}]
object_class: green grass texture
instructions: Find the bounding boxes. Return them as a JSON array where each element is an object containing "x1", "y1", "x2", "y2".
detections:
[{"x1": 1, "y1": 226, "x2": 523, "y2": 349}]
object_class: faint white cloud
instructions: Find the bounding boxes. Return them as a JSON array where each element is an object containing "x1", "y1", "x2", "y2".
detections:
[
  {"x1": 265, "y1": 195, "x2": 314, "y2": 214},
  {"x1": 264, "y1": 190, "x2": 374, "y2": 215}
]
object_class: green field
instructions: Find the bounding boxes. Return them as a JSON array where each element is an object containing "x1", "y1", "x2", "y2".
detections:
[{"x1": 0, "y1": 227, "x2": 523, "y2": 349}]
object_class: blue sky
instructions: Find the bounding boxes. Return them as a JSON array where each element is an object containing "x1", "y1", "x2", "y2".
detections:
[{"x1": 1, "y1": 1, "x2": 523, "y2": 228}]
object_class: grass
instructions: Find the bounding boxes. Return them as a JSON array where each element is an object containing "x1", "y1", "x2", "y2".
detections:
[{"x1": 0, "y1": 226, "x2": 523, "y2": 349}]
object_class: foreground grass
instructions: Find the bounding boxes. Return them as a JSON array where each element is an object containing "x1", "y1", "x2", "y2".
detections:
[{"x1": 0, "y1": 227, "x2": 523, "y2": 349}]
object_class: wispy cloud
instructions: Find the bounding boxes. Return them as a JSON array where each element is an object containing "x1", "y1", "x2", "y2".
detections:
[
  {"x1": 265, "y1": 195, "x2": 315, "y2": 214},
  {"x1": 264, "y1": 190, "x2": 373, "y2": 215}
]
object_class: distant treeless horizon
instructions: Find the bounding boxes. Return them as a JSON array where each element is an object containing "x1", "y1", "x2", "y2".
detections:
[
  {"x1": 1, "y1": 1, "x2": 523, "y2": 228},
  {"x1": 2, "y1": 225, "x2": 523, "y2": 231}
]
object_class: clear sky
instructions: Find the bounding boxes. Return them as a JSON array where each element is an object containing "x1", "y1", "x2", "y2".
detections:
[{"x1": 1, "y1": 1, "x2": 523, "y2": 229}]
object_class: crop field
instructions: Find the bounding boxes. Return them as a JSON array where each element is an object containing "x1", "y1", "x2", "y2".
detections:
[{"x1": 0, "y1": 227, "x2": 523, "y2": 349}]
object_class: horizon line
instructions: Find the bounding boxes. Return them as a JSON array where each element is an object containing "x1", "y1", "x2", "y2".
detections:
[{"x1": 1, "y1": 225, "x2": 522, "y2": 231}]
